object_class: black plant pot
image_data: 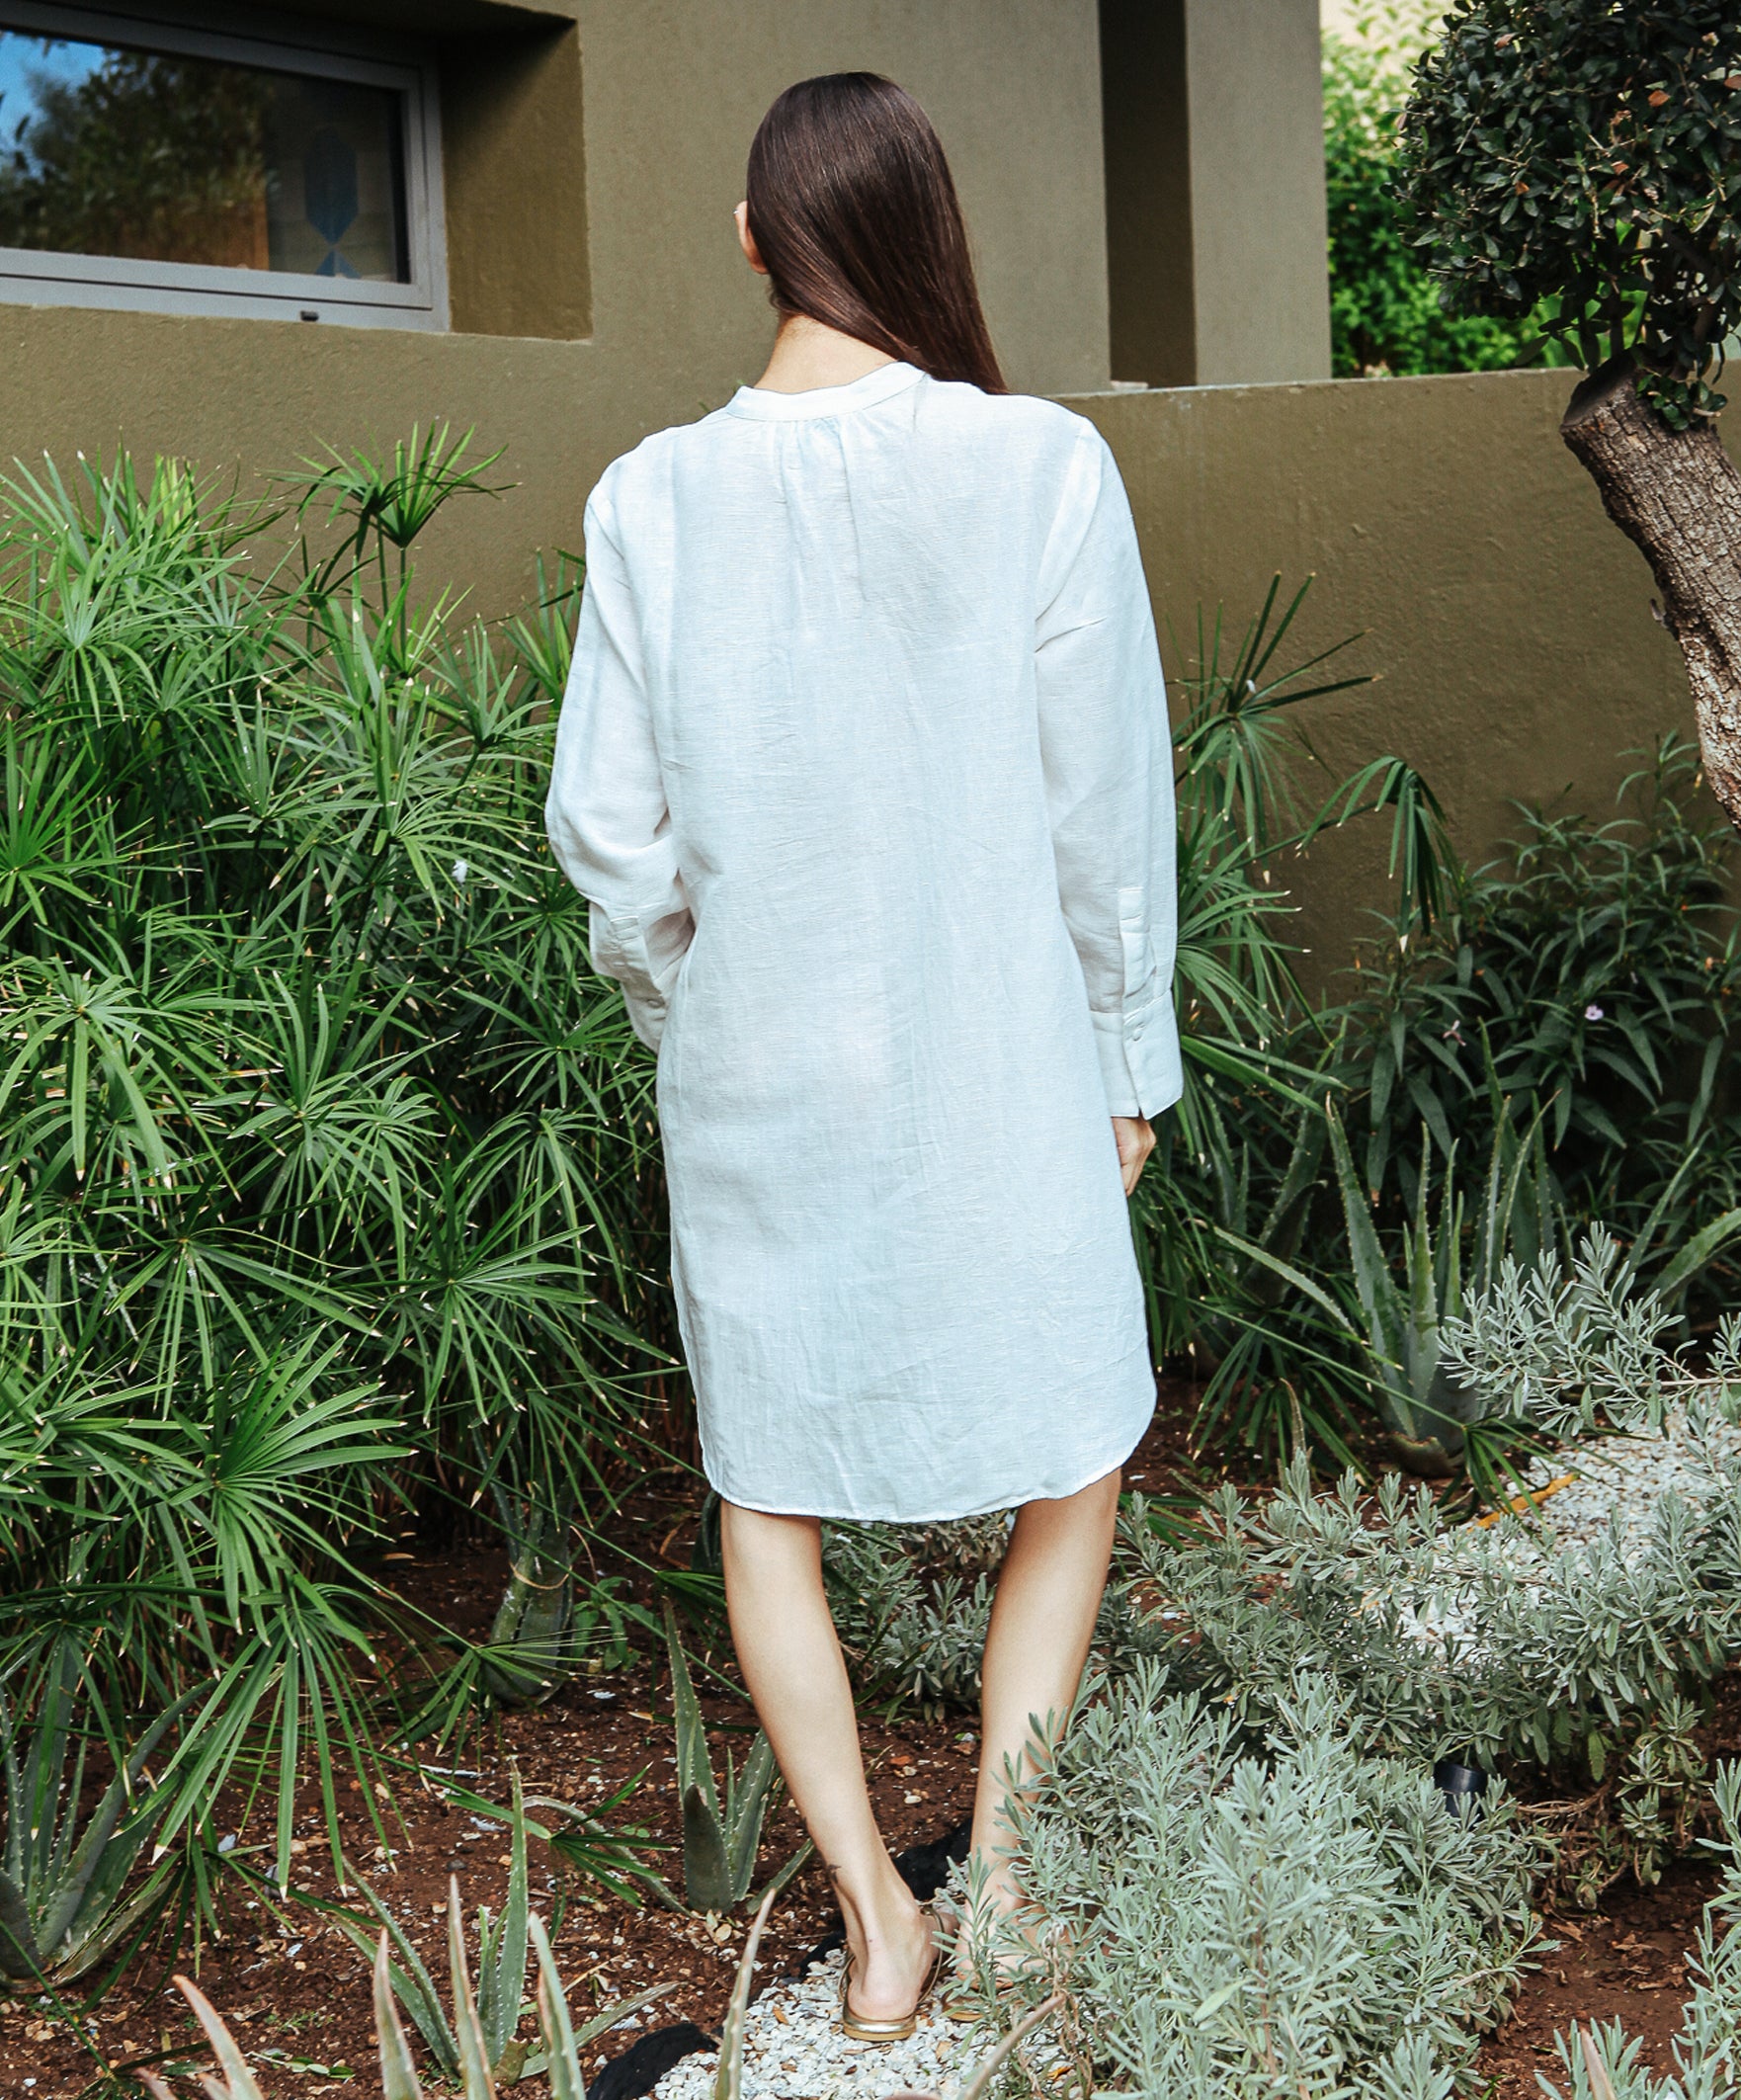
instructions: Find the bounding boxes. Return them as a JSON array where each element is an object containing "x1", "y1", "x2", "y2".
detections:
[
  {"x1": 1434, "y1": 1758, "x2": 1488, "y2": 1817},
  {"x1": 588, "y1": 2022, "x2": 716, "y2": 2100}
]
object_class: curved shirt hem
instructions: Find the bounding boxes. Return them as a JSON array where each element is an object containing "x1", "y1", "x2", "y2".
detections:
[{"x1": 699, "y1": 1390, "x2": 1155, "y2": 1526}]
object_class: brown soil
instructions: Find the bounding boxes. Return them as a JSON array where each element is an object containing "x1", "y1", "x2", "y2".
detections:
[
  {"x1": 1476, "y1": 1857, "x2": 1718, "y2": 2097},
  {"x1": 0, "y1": 1383, "x2": 1729, "y2": 2097}
]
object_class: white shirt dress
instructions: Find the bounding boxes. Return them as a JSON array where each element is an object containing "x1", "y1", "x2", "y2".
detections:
[{"x1": 545, "y1": 361, "x2": 1181, "y2": 1522}]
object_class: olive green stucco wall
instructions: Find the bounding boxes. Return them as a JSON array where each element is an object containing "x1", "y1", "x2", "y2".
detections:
[
  {"x1": 90, "y1": 0, "x2": 1114, "y2": 378},
  {"x1": 408, "y1": 0, "x2": 1112, "y2": 385},
  {"x1": 440, "y1": 19, "x2": 592, "y2": 341},
  {"x1": 1071, "y1": 371, "x2": 1702, "y2": 982},
  {"x1": 1100, "y1": 0, "x2": 1331, "y2": 387}
]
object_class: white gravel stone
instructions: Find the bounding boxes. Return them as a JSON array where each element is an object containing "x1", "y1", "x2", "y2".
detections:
[
  {"x1": 1506, "y1": 1407, "x2": 1741, "y2": 1552},
  {"x1": 650, "y1": 1948, "x2": 1006, "y2": 2100}
]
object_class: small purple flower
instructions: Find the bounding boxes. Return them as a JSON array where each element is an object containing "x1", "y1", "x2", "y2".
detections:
[{"x1": 1585, "y1": 1002, "x2": 1605, "y2": 1022}]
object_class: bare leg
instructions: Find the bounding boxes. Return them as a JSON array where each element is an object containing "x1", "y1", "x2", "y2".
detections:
[
  {"x1": 966, "y1": 1467, "x2": 1122, "y2": 1942},
  {"x1": 719, "y1": 1502, "x2": 935, "y2": 2021}
]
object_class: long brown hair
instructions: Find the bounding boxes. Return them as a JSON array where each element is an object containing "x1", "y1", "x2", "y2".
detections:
[{"x1": 745, "y1": 73, "x2": 1006, "y2": 395}]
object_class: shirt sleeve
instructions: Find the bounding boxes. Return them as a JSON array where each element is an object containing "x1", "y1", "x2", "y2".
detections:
[
  {"x1": 544, "y1": 479, "x2": 694, "y2": 1051},
  {"x1": 1035, "y1": 425, "x2": 1182, "y2": 1121}
]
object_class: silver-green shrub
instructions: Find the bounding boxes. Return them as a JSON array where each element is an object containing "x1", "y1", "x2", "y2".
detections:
[
  {"x1": 932, "y1": 1255, "x2": 1741, "y2": 2092},
  {"x1": 822, "y1": 1513, "x2": 1008, "y2": 1710},
  {"x1": 1438, "y1": 1228, "x2": 1741, "y2": 1439},
  {"x1": 1110, "y1": 1441, "x2": 1741, "y2": 1780},
  {"x1": 1003, "y1": 1670, "x2": 1540, "y2": 2100},
  {"x1": 974, "y1": 1374, "x2": 1741, "y2": 2089}
]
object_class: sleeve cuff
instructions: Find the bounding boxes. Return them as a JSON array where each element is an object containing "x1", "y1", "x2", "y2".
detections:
[
  {"x1": 1090, "y1": 998, "x2": 1183, "y2": 1121},
  {"x1": 589, "y1": 900, "x2": 669, "y2": 1051}
]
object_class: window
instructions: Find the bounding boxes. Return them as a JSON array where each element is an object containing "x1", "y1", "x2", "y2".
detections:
[{"x1": 0, "y1": 3, "x2": 446, "y2": 328}]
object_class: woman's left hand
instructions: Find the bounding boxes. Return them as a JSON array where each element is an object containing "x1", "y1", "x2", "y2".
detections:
[{"x1": 1113, "y1": 1116, "x2": 1155, "y2": 1195}]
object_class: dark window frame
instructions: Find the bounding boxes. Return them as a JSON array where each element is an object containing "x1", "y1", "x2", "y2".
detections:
[{"x1": 0, "y1": 0, "x2": 448, "y2": 328}]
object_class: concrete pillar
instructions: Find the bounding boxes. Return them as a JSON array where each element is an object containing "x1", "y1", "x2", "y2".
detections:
[{"x1": 1101, "y1": 0, "x2": 1331, "y2": 387}]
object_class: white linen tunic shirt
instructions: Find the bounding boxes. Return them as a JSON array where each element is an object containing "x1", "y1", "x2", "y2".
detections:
[{"x1": 545, "y1": 361, "x2": 1181, "y2": 1522}]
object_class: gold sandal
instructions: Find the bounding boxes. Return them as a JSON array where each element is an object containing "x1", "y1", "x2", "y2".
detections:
[{"x1": 838, "y1": 1909, "x2": 946, "y2": 2043}]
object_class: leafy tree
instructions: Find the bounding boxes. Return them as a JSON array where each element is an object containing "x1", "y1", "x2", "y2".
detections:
[
  {"x1": 1397, "y1": 2, "x2": 1741, "y2": 833},
  {"x1": 1325, "y1": 1, "x2": 1534, "y2": 376}
]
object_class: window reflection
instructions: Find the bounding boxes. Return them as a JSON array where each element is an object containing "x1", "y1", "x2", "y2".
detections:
[{"x1": 0, "y1": 33, "x2": 408, "y2": 281}]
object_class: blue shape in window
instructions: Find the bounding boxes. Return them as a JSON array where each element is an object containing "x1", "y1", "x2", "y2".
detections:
[
  {"x1": 317, "y1": 252, "x2": 361, "y2": 278},
  {"x1": 303, "y1": 126, "x2": 358, "y2": 248}
]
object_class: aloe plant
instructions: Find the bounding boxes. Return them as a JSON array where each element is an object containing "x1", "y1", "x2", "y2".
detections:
[
  {"x1": 0, "y1": 1640, "x2": 199, "y2": 1986},
  {"x1": 1327, "y1": 1095, "x2": 1565, "y2": 1473},
  {"x1": 138, "y1": 1906, "x2": 657, "y2": 2100},
  {"x1": 328, "y1": 1769, "x2": 656, "y2": 2085},
  {"x1": 136, "y1": 1974, "x2": 273, "y2": 2100},
  {"x1": 663, "y1": 1603, "x2": 809, "y2": 1914}
]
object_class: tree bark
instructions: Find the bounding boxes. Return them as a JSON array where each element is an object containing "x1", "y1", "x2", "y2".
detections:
[{"x1": 1560, "y1": 357, "x2": 1741, "y2": 831}]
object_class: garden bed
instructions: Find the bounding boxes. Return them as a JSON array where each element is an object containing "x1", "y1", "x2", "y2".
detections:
[
  {"x1": 0, "y1": 1331, "x2": 1118, "y2": 2098},
  {"x1": 6, "y1": 1386, "x2": 1741, "y2": 2099},
  {"x1": 0, "y1": 1386, "x2": 1207, "y2": 2094},
  {"x1": 1479, "y1": 1850, "x2": 1722, "y2": 2098},
  {"x1": 10, "y1": 1593, "x2": 1730, "y2": 2100},
  {"x1": 0, "y1": 1530, "x2": 980, "y2": 2097}
]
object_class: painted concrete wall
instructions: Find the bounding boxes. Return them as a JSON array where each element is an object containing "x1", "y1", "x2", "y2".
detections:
[
  {"x1": 440, "y1": 18, "x2": 592, "y2": 341},
  {"x1": 1100, "y1": 0, "x2": 1196, "y2": 388},
  {"x1": 1180, "y1": 0, "x2": 1331, "y2": 385},
  {"x1": 570, "y1": 0, "x2": 1112, "y2": 402},
  {"x1": 1070, "y1": 370, "x2": 1704, "y2": 983},
  {"x1": 71, "y1": 0, "x2": 1114, "y2": 387},
  {"x1": 0, "y1": 0, "x2": 1115, "y2": 569}
]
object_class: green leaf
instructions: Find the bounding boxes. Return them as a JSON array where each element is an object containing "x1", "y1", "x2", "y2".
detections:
[
  {"x1": 1210, "y1": 1225, "x2": 1357, "y2": 1332},
  {"x1": 375, "y1": 1931, "x2": 429, "y2": 2100},
  {"x1": 666, "y1": 1602, "x2": 721, "y2": 1827},
  {"x1": 1325, "y1": 1102, "x2": 1416, "y2": 1439},
  {"x1": 723, "y1": 1732, "x2": 779, "y2": 1902},
  {"x1": 682, "y1": 1781, "x2": 736, "y2": 1916},
  {"x1": 713, "y1": 1888, "x2": 776, "y2": 2100},
  {"x1": 175, "y1": 1975, "x2": 271, "y2": 2100},
  {"x1": 448, "y1": 1880, "x2": 497, "y2": 2099}
]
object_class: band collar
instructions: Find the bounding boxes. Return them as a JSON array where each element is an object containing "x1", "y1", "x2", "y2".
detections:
[{"x1": 723, "y1": 360, "x2": 926, "y2": 421}]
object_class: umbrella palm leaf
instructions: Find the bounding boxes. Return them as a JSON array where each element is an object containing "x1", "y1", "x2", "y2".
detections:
[{"x1": 0, "y1": 441, "x2": 663, "y2": 1946}]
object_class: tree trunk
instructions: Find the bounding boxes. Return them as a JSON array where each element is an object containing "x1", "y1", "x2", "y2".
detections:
[{"x1": 1560, "y1": 357, "x2": 1741, "y2": 830}]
